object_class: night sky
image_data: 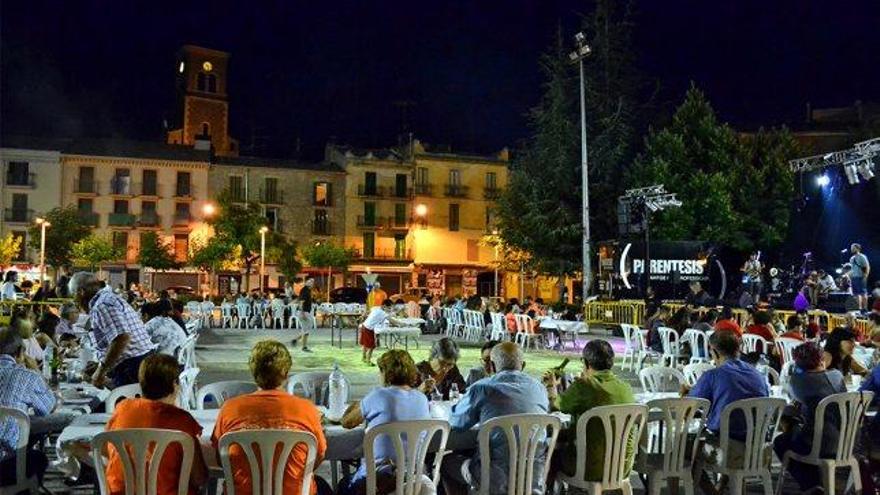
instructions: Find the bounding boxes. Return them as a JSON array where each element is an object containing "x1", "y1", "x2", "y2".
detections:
[{"x1": 3, "y1": 0, "x2": 879, "y2": 160}]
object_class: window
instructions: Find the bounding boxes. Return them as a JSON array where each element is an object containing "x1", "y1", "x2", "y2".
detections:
[
  {"x1": 363, "y1": 233, "x2": 375, "y2": 258},
  {"x1": 394, "y1": 203, "x2": 407, "y2": 227},
  {"x1": 77, "y1": 166, "x2": 95, "y2": 193},
  {"x1": 449, "y1": 203, "x2": 460, "y2": 231},
  {"x1": 142, "y1": 170, "x2": 158, "y2": 196},
  {"x1": 229, "y1": 176, "x2": 244, "y2": 201},
  {"x1": 265, "y1": 207, "x2": 279, "y2": 230},
  {"x1": 263, "y1": 177, "x2": 279, "y2": 203},
  {"x1": 207, "y1": 74, "x2": 217, "y2": 93},
  {"x1": 6, "y1": 161, "x2": 30, "y2": 186},
  {"x1": 141, "y1": 201, "x2": 158, "y2": 225},
  {"x1": 175, "y1": 203, "x2": 190, "y2": 223},
  {"x1": 10, "y1": 194, "x2": 28, "y2": 221},
  {"x1": 77, "y1": 198, "x2": 93, "y2": 213},
  {"x1": 112, "y1": 169, "x2": 131, "y2": 195},
  {"x1": 176, "y1": 172, "x2": 191, "y2": 197},
  {"x1": 197, "y1": 72, "x2": 206, "y2": 91},
  {"x1": 486, "y1": 172, "x2": 497, "y2": 189},
  {"x1": 364, "y1": 172, "x2": 377, "y2": 195},
  {"x1": 11, "y1": 232, "x2": 26, "y2": 261},
  {"x1": 394, "y1": 235, "x2": 407, "y2": 259},
  {"x1": 174, "y1": 234, "x2": 189, "y2": 262},
  {"x1": 78, "y1": 199, "x2": 96, "y2": 225},
  {"x1": 113, "y1": 200, "x2": 129, "y2": 214},
  {"x1": 112, "y1": 231, "x2": 128, "y2": 254},
  {"x1": 449, "y1": 169, "x2": 461, "y2": 186},
  {"x1": 486, "y1": 207, "x2": 495, "y2": 230},
  {"x1": 363, "y1": 202, "x2": 376, "y2": 226},
  {"x1": 395, "y1": 174, "x2": 408, "y2": 197},
  {"x1": 313, "y1": 209, "x2": 329, "y2": 235},
  {"x1": 416, "y1": 167, "x2": 429, "y2": 185},
  {"x1": 313, "y1": 182, "x2": 331, "y2": 206}
]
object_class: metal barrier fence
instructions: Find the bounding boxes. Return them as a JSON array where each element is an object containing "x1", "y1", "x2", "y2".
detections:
[{"x1": 584, "y1": 300, "x2": 645, "y2": 326}]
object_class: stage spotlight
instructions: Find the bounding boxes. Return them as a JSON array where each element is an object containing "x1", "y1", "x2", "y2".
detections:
[
  {"x1": 844, "y1": 162, "x2": 860, "y2": 185},
  {"x1": 816, "y1": 174, "x2": 830, "y2": 187},
  {"x1": 835, "y1": 268, "x2": 843, "y2": 274},
  {"x1": 857, "y1": 159, "x2": 875, "y2": 180}
]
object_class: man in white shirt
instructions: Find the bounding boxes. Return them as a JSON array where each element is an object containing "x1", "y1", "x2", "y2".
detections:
[{"x1": 0, "y1": 271, "x2": 17, "y2": 301}]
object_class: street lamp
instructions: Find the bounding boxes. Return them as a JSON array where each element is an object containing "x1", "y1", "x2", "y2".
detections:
[
  {"x1": 259, "y1": 226, "x2": 269, "y2": 293},
  {"x1": 414, "y1": 203, "x2": 428, "y2": 229},
  {"x1": 492, "y1": 229, "x2": 499, "y2": 297},
  {"x1": 202, "y1": 202, "x2": 216, "y2": 217},
  {"x1": 569, "y1": 31, "x2": 592, "y2": 301},
  {"x1": 34, "y1": 218, "x2": 51, "y2": 288}
]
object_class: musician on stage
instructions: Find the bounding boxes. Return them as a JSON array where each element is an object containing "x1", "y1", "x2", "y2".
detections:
[
  {"x1": 741, "y1": 251, "x2": 763, "y2": 305},
  {"x1": 850, "y1": 243, "x2": 871, "y2": 313}
]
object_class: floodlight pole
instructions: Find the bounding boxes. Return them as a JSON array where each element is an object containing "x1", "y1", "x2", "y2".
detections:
[{"x1": 571, "y1": 33, "x2": 592, "y2": 302}]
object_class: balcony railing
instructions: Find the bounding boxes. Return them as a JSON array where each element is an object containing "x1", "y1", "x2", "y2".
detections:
[
  {"x1": 4, "y1": 208, "x2": 34, "y2": 223},
  {"x1": 175, "y1": 183, "x2": 193, "y2": 198},
  {"x1": 414, "y1": 183, "x2": 432, "y2": 196},
  {"x1": 356, "y1": 215, "x2": 386, "y2": 228},
  {"x1": 260, "y1": 189, "x2": 285, "y2": 205},
  {"x1": 142, "y1": 183, "x2": 160, "y2": 197},
  {"x1": 483, "y1": 187, "x2": 502, "y2": 200},
  {"x1": 353, "y1": 248, "x2": 413, "y2": 260},
  {"x1": 108, "y1": 213, "x2": 135, "y2": 226},
  {"x1": 110, "y1": 178, "x2": 134, "y2": 196},
  {"x1": 138, "y1": 212, "x2": 161, "y2": 227},
  {"x1": 444, "y1": 184, "x2": 469, "y2": 198},
  {"x1": 357, "y1": 184, "x2": 386, "y2": 197},
  {"x1": 312, "y1": 221, "x2": 332, "y2": 236},
  {"x1": 391, "y1": 187, "x2": 413, "y2": 199},
  {"x1": 77, "y1": 212, "x2": 100, "y2": 227},
  {"x1": 388, "y1": 217, "x2": 410, "y2": 230},
  {"x1": 6, "y1": 173, "x2": 36, "y2": 187},
  {"x1": 173, "y1": 212, "x2": 192, "y2": 226},
  {"x1": 74, "y1": 179, "x2": 99, "y2": 194}
]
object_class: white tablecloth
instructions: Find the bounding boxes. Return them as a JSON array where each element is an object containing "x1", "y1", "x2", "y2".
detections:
[{"x1": 538, "y1": 318, "x2": 587, "y2": 333}]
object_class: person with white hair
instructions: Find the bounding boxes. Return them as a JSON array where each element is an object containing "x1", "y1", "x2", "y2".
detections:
[
  {"x1": 443, "y1": 342, "x2": 549, "y2": 495},
  {"x1": 69, "y1": 272, "x2": 156, "y2": 388}
]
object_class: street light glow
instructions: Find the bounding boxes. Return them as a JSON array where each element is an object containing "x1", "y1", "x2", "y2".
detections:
[
  {"x1": 202, "y1": 203, "x2": 216, "y2": 216},
  {"x1": 414, "y1": 204, "x2": 428, "y2": 217},
  {"x1": 259, "y1": 226, "x2": 269, "y2": 234}
]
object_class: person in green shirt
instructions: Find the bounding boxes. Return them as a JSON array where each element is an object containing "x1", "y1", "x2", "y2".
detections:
[{"x1": 543, "y1": 339, "x2": 636, "y2": 483}]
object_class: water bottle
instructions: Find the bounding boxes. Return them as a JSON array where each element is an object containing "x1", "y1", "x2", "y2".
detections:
[
  {"x1": 430, "y1": 386, "x2": 443, "y2": 403},
  {"x1": 327, "y1": 362, "x2": 349, "y2": 420},
  {"x1": 757, "y1": 354, "x2": 770, "y2": 386},
  {"x1": 43, "y1": 344, "x2": 55, "y2": 380},
  {"x1": 449, "y1": 383, "x2": 460, "y2": 402}
]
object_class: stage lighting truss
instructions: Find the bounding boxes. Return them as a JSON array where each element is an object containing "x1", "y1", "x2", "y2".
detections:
[
  {"x1": 789, "y1": 136, "x2": 878, "y2": 185},
  {"x1": 622, "y1": 185, "x2": 682, "y2": 212}
]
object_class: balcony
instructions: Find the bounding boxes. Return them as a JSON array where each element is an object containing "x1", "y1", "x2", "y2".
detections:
[
  {"x1": 108, "y1": 213, "x2": 135, "y2": 226},
  {"x1": 141, "y1": 183, "x2": 161, "y2": 197},
  {"x1": 356, "y1": 215, "x2": 386, "y2": 229},
  {"x1": 357, "y1": 184, "x2": 386, "y2": 197},
  {"x1": 483, "y1": 187, "x2": 502, "y2": 200},
  {"x1": 77, "y1": 212, "x2": 100, "y2": 227},
  {"x1": 138, "y1": 212, "x2": 161, "y2": 227},
  {"x1": 173, "y1": 212, "x2": 192, "y2": 226},
  {"x1": 6, "y1": 173, "x2": 36, "y2": 188},
  {"x1": 414, "y1": 183, "x2": 433, "y2": 196},
  {"x1": 74, "y1": 179, "x2": 99, "y2": 194},
  {"x1": 353, "y1": 248, "x2": 413, "y2": 261},
  {"x1": 110, "y1": 178, "x2": 135, "y2": 196},
  {"x1": 260, "y1": 188, "x2": 285, "y2": 205},
  {"x1": 312, "y1": 220, "x2": 332, "y2": 236},
  {"x1": 174, "y1": 183, "x2": 193, "y2": 198},
  {"x1": 4, "y1": 208, "x2": 33, "y2": 223},
  {"x1": 388, "y1": 217, "x2": 410, "y2": 230},
  {"x1": 444, "y1": 184, "x2": 469, "y2": 198},
  {"x1": 391, "y1": 187, "x2": 413, "y2": 199}
]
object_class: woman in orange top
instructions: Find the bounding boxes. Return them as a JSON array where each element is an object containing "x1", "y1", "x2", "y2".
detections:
[
  {"x1": 211, "y1": 340, "x2": 330, "y2": 495},
  {"x1": 103, "y1": 354, "x2": 207, "y2": 495}
]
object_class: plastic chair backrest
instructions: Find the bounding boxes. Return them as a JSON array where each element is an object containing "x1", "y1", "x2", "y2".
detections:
[
  {"x1": 514, "y1": 314, "x2": 532, "y2": 334},
  {"x1": 718, "y1": 397, "x2": 786, "y2": 472},
  {"x1": 196, "y1": 381, "x2": 258, "y2": 410},
  {"x1": 567, "y1": 404, "x2": 647, "y2": 489},
  {"x1": 477, "y1": 413, "x2": 561, "y2": 495},
  {"x1": 333, "y1": 302, "x2": 347, "y2": 313},
  {"x1": 658, "y1": 327, "x2": 680, "y2": 355},
  {"x1": 0, "y1": 406, "x2": 31, "y2": 488},
  {"x1": 286, "y1": 371, "x2": 332, "y2": 405},
  {"x1": 741, "y1": 334, "x2": 769, "y2": 354},
  {"x1": 236, "y1": 303, "x2": 251, "y2": 316},
  {"x1": 804, "y1": 391, "x2": 874, "y2": 461},
  {"x1": 681, "y1": 329, "x2": 710, "y2": 360},
  {"x1": 177, "y1": 368, "x2": 200, "y2": 410},
  {"x1": 683, "y1": 362, "x2": 715, "y2": 386},
  {"x1": 271, "y1": 301, "x2": 286, "y2": 318},
  {"x1": 178, "y1": 334, "x2": 198, "y2": 369},
  {"x1": 637, "y1": 328, "x2": 650, "y2": 352},
  {"x1": 218, "y1": 429, "x2": 318, "y2": 495},
  {"x1": 645, "y1": 398, "x2": 710, "y2": 472},
  {"x1": 221, "y1": 304, "x2": 234, "y2": 316},
  {"x1": 318, "y1": 302, "x2": 335, "y2": 313},
  {"x1": 363, "y1": 419, "x2": 449, "y2": 495},
  {"x1": 639, "y1": 366, "x2": 685, "y2": 393},
  {"x1": 620, "y1": 324, "x2": 638, "y2": 350},
  {"x1": 91, "y1": 428, "x2": 195, "y2": 495},
  {"x1": 106, "y1": 384, "x2": 144, "y2": 413},
  {"x1": 775, "y1": 337, "x2": 802, "y2": 365}
]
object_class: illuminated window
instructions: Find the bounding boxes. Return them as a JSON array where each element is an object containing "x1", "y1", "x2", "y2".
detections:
[{"x1": 313, "y1": 182, "x2": 331, "y2": 206}]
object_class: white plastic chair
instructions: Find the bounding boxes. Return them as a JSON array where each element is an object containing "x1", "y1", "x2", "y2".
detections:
[
  {"x1": 196, "y1": 381, "x2": 258, "y2": 410},
  {"x1": 236, "y1": 303, "x2": 252, "y2": 329},
  {"x1": 185, "y1": 301, "x2": 202, "y2": 321},
  {"x1": 776, "y1": 391, "x2": 874, "y2": 495},
  {"x1": 639, "y1": 366, "x2": 686, "y2": 393},
  {"x1": 476, "y1": 413, "x2": 562, "y2": 495},
  {"x1": 286, "y1": 371, "x2": 332, "y2": 406},
  {"x1": 271, "y1": 300, "x2": 286, "y2": 329},
  {"x1": 639, "y1": 398, "x2": 710, "y2": 495},
  {"x1": 657, "y1": 327, "x2": 682, "y2": 367},
  {"x1": 489, "y1": 312, "x2": 507, "y2": 341},
  {"x1": 363, "y1": 419, "x2": 449, "y2": 495},
  {"x1": 0, "y1": 407, "x2": 38, "y2": 495},
  {"x1": 177, "y1": 368, "x2": 200, "y2": 410},
  {"x1": 681, "y1": 329, "x2": 710, "y2": 364},
  {"x1": 514, "y1": 314, "x2": 542, "y2": 351},
  {"x1": 200, "y1": 301, "x2": 215, "y2": 327},
  {"x1": 619, "y1": 324, "x2": 640, "y2": 371},
  {"x1": 558, "y1": 404, "x2": 648, "y2": 495},
  {"x1": 91, "y1": 428, "x2": 195, "y2": 495},
  {"x1": 177, "y1": 334, "x2": 198, "y2": 370},
  {"x1": 220, "y1": 303, "x2": 235, "y2": 328},
  {"x1": 218, "y1": 429, "x2": 318, "y2": 495},
  {"x1": 713, "y1": 397, "x2": 786, "y2": 495},
  {"x1": 741, "y1": 334, "x2": 770, "y2": 355},
  {"x1": 682, "y1": 362, "x2": 715, "y2": 387},
  {"x1": 287, "y1": 302, "x2": 300, "y2": 329},
  {"x1": 105, "y1": 384, "x2": 143, "y2": 413},
  {"x1": 774, "y1": 337, "x2": 802, "y2": 366},
  {"x1": 637, "y1": 329, "x2": 661, "y2": 370}
]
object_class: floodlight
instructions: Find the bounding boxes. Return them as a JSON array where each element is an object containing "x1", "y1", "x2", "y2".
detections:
[
  {"x1": 816, "y1": 174, "x2": 830, "y2": 187},
  {"x1": 844, "y1": 162, "x2": 860, "y2": 185},
  {"x1": 857, "y1": 159, "x2": 875, "y2": 180}
]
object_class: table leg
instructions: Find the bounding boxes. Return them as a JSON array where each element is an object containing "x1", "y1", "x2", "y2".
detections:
[{"x1": 331, "y1": 461, "x2": 339, "y2": 490}]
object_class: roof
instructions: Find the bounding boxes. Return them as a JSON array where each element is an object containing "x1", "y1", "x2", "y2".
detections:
[
  {"x1": 213, "y1": 154, "x2": 344, "y2": 173},
  {"x1": 1, "y1": 135, "x2": 211, "y2": 162}
]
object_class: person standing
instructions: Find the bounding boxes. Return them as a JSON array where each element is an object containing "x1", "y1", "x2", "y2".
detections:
[
  {"x1": 358, "y1": 299, "x2": 396, "y2": 366},
  {"x1": 69, "y1": 272, "x2": 156, "y2": 388},
  {"x1": 366, "y1": 282, "x2": 387, "y2": 310},
  {"x1": 850, "y1": 243, "x2": 871, "y2": 313},
  {"x1": 292, "y1": 278, "x2": 314, "y2": 352},
  {"x1": 741, "y1": 252, "x2": 764, "y2": 305},
  {"x1": 0, "y1": 271, "x2": 17, "y2": 301}
]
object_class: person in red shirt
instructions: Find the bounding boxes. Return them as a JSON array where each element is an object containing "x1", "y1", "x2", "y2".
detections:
[
  {"x1": 103, "y1": 354, "x2": 207, "y2": 495},
  {"x1": 713, "y1": 307, "x2": 743, "y2": 337},
  {"x1": 211, "y1": 340, "x2": 330, "y2": 495},
  {"x1": 779, "y1": 315, "x2": 806, "y2": 341},
  {"x1": 745, "y1": 310, "x2": 779, "y2": 356}
]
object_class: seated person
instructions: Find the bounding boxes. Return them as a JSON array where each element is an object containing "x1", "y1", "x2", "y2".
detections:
[
  {"x1": 466, "y1": 340, "x2": 500, "y2": 386},
  {"x1": 414, "y1": 338, "x2": 467, "y2": 400},
  {"x1": 773, "y1": 342, "x2": 846, "y2": 493},
  {"x1": 0, "y1": 329, "x2": 55, "y2": 487},
  {"x1": 142, "y1": 301, "x2": 188, "y2": 357},
  {"x1": 745, "y1": 310, "x2": 778, "y2": 353},
  {"x1": 103, "y1": 354, "x2": 207, "y2": 495},
  {"x1": 714, "y1": 306, "x2": 743, "y2": 337},
  {"x1": 822, "y1": 328, "x2": 868, "y2": 377},
  {"x1": 340, "y1": 350, "x2": 430, "y2": 495},
  {"x1": 683, "y1": 330, "x2": 768, "y2": 494},
  {"x1": 544, "y1": 340, "x2": 635, "y2": 484},
  {"x1": 646, "y1": 306, "x2": 671, "y2": 353},
  {"x1": 443, "y1": 342, "x2": 548, "y2": 495},
  {"x1": 212, "y1": 340, "x2": 329, "y2": 495},
  {"x1": 55, "y1": 303, "x2": 80, "y2": 338},
  {"x1": 780, "y1": 315, "x2": 806, "y2": 341},
  {"x1": 504, "y1": 304, "x2": 517, "y2": 336},
  {"x1": 10, "y1": 310, "x2": 42, "y2": 367}
]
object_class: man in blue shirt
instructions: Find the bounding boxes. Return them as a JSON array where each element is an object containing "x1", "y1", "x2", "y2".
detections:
[
  {"x1": 684, "y1": 329, "x2": 769, "y2": 495},
  {"x1": 443, "y1": 342, "x2": 549, "y2": 495}
]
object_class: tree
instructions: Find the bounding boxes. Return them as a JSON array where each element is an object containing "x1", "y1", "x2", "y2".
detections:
[
  {"x1": 71, "y1": 235, "x2": 121, "y2": 272},
  {"x1": 301, "y1": 242, "x2": 355, "y2": 291},
  {"x1": 0, "y1": 234, "x2": 22, "y2": 267},
  {"x1": 137, "y1": 232, "x2": 180, "y2": 270},
  {"x1": 27, "y1": 205, "x2": 91, "y2": 269},
  {"x1": 207, "y1": 192, "x2": 272, "y2": 291},
  {"x1": 269, "y1": 238, "x2": 302, "y2": 282},
  {"x1": 188, "y1": 234, "x2": 237, "y2": 274}
]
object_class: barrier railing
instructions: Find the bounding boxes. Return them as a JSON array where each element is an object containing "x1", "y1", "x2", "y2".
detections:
[{"x1": 584, "y1": 300, "x2": 645, "y2": 326}]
